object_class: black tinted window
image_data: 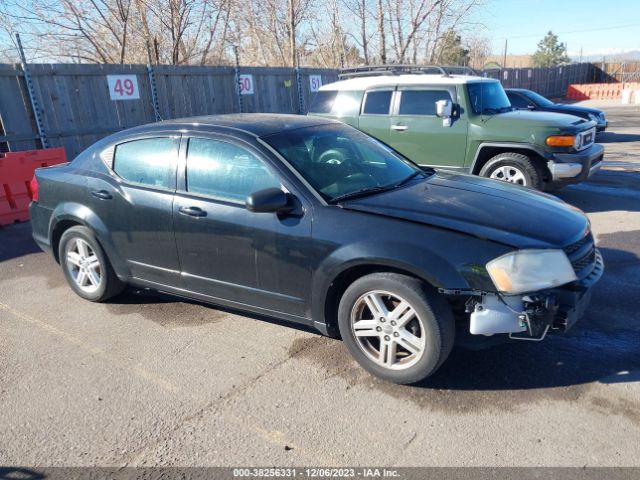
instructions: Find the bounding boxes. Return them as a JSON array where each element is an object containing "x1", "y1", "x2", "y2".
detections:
[
  {"x1": 186, "y1": 138, "x2": 280, "y2": 202},
  {"x1": 398, "y1": 90, "x2": 452, "y2": 115},
  {"x1": 113, "y1": 138, "x2": 174, "y2": 188},
  {"x1": 507, "y1": 92, "x2": 529, "y2": 109},
  {"x1": 309, "y1": 91, "x2": 338, "y2": 113},
  {"x1": 362, "y1": 91, "x2": 392, "y2": 115}
]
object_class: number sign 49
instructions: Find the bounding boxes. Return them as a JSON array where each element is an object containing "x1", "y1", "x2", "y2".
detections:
[{"x1": 107, "y1": 75, "x2": 140, "y2": 100}]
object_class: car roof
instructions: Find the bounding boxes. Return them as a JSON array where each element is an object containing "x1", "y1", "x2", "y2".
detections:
[
  {"x1": 124, "y1": 113, "x2": 338, "y2": 138},
  {"x1": 320, "y1": 74, "x2": 497, "y2": 91},
  {"x1": 505, "y1": 88, "x2": 530, "y2": 93}
]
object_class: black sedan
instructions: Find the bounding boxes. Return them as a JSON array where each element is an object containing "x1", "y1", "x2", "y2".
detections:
[
  {"x1": 29, "y1": 114, "x2": 603, "y2": 384},
  {"x1": 506, "y1": 88, "x2": 608, "y2": 132}
]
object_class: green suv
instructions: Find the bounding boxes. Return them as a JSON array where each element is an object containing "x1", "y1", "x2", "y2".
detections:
[{"x1": 308, "y1": 68, "x2": 604, "y2": 190}]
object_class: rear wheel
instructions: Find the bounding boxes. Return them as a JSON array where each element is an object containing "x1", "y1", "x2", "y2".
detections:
[
  {"x1": 58, "y1": 226, "x2": 124, "y2": 302},
  {"x1": 337, "y1": 273, "x2": 455, "y2": 384},
  {"x1": 479, "y1": 152, "x2": 543, "y2": 189}
]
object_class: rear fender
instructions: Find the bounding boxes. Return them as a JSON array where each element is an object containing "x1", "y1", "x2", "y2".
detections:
[{"x1": 49, "y1": 202, "x2": 130, "y2": 278}]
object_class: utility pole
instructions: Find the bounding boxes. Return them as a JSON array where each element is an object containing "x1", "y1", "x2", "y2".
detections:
[
  {"x1": 289, "y1": 0, "x2": 296, "y2": 68},
  {"x1": 502, "y1": 39, "x2": 508, "y2": 69}
]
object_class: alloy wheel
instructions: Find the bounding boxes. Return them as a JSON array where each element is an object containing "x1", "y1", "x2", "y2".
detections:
[
  {"x1": 65, "y1": 238, "x2": 102, "y2": 294},
  {"x1": 350, "y1": 290, "x2": 426, "y2": 370},
  {"x1": 489, "y1": 165, "x2": 527, "y2": 185}
]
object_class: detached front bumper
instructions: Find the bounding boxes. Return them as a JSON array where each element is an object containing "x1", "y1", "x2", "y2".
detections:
[
  {"x1": 469, "y1": 249, "x2": 604, "y2": 339},
  {"x1": 546, "y1": 143, "x2": 604, "y2": 186}
]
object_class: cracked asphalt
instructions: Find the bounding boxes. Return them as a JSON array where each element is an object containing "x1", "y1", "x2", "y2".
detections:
[{"x1": 1, "y1": 101, "x2": 639, "y2": 467}]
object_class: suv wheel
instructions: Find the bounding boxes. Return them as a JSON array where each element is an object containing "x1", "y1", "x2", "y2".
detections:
[
  {"x1": 59, "y1": 226, "x2": 124, "y2": 302},
  {"x1": 479, "y1": 152, "x2": 543, "y2": 189},
  {"x1": 337, "y1": 273, "x2": 455, "y2": 384}
]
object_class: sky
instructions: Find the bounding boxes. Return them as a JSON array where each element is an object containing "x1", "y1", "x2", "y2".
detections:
[{"x1": 475, "y1": 0, "x2": 640, "y2": 57}]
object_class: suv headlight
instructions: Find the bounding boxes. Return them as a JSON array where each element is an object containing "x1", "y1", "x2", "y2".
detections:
[
  {"x1": 545, "y1": 135, "x2": 576, "y2": 148},
  {"x1": 486, "y1": 249, "x2": 577, "y2": 294},
  {"x1": 588, "y1": 113, "x2": 597, "y2": 122}
]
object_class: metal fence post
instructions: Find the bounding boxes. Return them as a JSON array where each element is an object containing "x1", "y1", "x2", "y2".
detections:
[
  {"x1": 234, "y1": 46, "x2": 243, "y2": 114},
  {"x1": 146, "y1": 42, "x2": 162, "y2": 122},
  {"x1": 15, "y1": 33, "x2": 48, "y2": 148},
  {"x1": 295, "y1": 54, "x2": 304, "y2": 115}
]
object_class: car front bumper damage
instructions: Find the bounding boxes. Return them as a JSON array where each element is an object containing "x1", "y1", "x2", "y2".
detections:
[{"x1": 467, "y1": 249, "x2": 604, "y2": 340}]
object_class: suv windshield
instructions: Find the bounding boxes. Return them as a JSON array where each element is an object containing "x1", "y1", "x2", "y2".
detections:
[
  {"x1": 467, "y1": 81, "x2": 512, "y2": 115},
  {"x1": 263, "y1": 124, "x2": 426, "y2": 203}
]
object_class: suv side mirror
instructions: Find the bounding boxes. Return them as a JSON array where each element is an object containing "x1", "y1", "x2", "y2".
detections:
[
  {"x1": 246, "y1": 187, "x2": 294, "y2": 214},
  {"x1": 436, "y1": 99, "x2": 453, "y2": 118}
]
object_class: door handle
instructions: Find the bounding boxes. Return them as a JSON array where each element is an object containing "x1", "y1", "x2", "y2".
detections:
[
  {"x1": 391, "y1": 125, "x2": 408, "y2": 131},
  {"x1": 91, "y1": 189, "x2": 112, "y2": 200},
  {"x1": 178, "y1": 206, "x2": 207, "y2": 217}
]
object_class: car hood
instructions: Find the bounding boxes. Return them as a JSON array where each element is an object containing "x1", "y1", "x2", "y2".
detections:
[
  {"x1": 486, "y1": 109, "x2": 592, "y2": 131},
  {"x1": 341, "y1": 171, "x2": 589, "y2": 249},
  {"x1": 544, "y1": 103, "x2": 603, "y2": 117}
]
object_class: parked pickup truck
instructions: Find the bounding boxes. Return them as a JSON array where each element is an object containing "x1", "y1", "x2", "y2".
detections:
[{"x1": 309, "y1": 66, "x2": 604, "y2": 190}]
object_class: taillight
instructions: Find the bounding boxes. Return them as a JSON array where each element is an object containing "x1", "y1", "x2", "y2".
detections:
[{"x1": 29, "y1": 175, "x2": 39, "y2": 202}]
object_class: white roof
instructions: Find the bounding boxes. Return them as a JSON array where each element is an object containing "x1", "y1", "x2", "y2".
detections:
[{"x1": 320, "y1": 74, "x2": 496, "y2": 91}]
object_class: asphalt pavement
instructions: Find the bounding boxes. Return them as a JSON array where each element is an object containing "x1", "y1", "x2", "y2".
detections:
[{"x1": 1, "y1": 101, "x2": 639, "y2": 467}]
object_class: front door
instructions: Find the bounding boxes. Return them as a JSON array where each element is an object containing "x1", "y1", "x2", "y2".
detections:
[
  {"x1": 173, "y1": 136, "x2": 312, "y2": 317},
  {"x1": 389, "y1": 87, "x2": 468, "y2": 167}
]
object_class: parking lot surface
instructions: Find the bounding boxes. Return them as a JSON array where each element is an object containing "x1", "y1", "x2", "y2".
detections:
[{"x1": 1, "y1": 101, "x2": 639, "y2": 467}]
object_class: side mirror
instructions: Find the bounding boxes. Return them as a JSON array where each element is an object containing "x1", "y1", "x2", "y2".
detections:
[
  {"x1": 245, "y1": 187, "x2": 293, "y2": 214},
  {"x1": 436, "y1": 99, "x2": 453, "y2": 118}
]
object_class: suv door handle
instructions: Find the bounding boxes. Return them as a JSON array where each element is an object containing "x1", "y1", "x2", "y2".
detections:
[
  {"x1": 91, "y1": 189, "x2": 112, "y2": 200},
  {"x1": 178, "y1": 206, "x2": 207, "y2": 217},
  {"x1": 391, "y1": 125, "x2": 408, "y2": 131}
]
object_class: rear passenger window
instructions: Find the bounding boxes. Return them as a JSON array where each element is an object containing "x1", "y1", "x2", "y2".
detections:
[
  {"x1": 362, "y1": 91, "x2": 393, "y2": 115},
  {"x1": 113, "y1": 138, "x2": 174, "y2": 188},
  {"x1": 309, "y1": 91, "x2": 338, "y2": 114},
  {"x1": 398, "y1": 90, "x2": 452, "y2": 115},
  {"x1": 186, "y1": 138, "x2": 280, "y2": 202}
]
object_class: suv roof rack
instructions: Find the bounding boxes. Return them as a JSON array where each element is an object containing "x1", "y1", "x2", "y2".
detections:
[{"x1": 338, "y1": 64, "x2": 478, "y2": 80}]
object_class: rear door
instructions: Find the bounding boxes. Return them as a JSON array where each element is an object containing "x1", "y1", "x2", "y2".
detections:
[
  {"x1": 389, "y1": 87, "x2": 468, "y2": 167},
  {"x1": 87, "y1": 135, "x2": 181, "y2": 285},
  {"x1": 172, "y1": 135, "x2": 312, "y2": 317},
  {"x1": 358, "y1": 89, "x2": 394, "y2": 144}
]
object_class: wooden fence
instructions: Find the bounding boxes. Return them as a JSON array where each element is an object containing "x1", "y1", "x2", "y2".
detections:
[
  {"x1": 483, "y1": 63, "x2": 595, "y2": 99},
  {"x1": 0, "y1": 63, "x2": 338, "y2": 158},
  {"x1": 0, "y1": 62, "x2": 599, "y2": 160}
]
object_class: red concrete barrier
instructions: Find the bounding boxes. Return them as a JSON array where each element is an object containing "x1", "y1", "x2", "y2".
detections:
[
  {"x1": 0, "y1": 147, "x2": 67, "y2": 225},
  {"x1": 567, "y1": 82, "x2": 640, "y2": 100}
]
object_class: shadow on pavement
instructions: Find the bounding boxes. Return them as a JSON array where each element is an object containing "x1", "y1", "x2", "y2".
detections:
[
  {"x1": 0, "y1": 222, "x2": 40, "y2": 262},
  {"x1": 597, "y1": 132, "x2": 640, "y2": 143}
]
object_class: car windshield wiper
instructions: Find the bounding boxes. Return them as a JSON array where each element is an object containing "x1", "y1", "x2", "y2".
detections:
[
  {"x1": 393, "y1": 170, "x2": 424, "y2": 188},
  {"x1": 330, "y1": 185, "x2": 396, "y2": 204},
  {"x1": 330, "y1": 171, "x2": 425, "y2": 204}
]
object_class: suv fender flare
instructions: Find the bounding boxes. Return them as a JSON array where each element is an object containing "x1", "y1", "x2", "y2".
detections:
[
  {"x1": 49, "y1": 202, "x2": 130, "y2": 278},
  {"x1": 471, "y1": 142, "x2": 550, "y2": 175}
]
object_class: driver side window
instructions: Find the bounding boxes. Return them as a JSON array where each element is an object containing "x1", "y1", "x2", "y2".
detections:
[{"x1": 186, "y1": 138, "x2": 281, "y2": 202}]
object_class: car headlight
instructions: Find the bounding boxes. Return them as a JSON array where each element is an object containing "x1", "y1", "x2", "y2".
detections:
[
  {"x1": 545, "y1": 135, "x2": 576, "y2": 147},
  {"x1": 486, "y1": 249, "x2": 577, "y2": 294},
  {"x1": 588, "y1": 113, "x2": 597, "y2": 122}
]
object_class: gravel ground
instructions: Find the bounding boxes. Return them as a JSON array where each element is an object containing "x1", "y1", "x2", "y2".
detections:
[{"x1": 1, "y1": 102, "x2": 639, "y2": 468}]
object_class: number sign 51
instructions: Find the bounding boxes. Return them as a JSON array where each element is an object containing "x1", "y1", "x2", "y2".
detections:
[{"x1": 107, "y1": 75, "x2": 140, "y2": 100}]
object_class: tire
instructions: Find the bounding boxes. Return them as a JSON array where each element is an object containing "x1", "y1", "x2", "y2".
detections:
[
  {"x1": 479, "y1": 152, "x2": 543, "y2": 190},
  {"x1": 337, "y1": 273, "x2": 455, "y2": 385},
  {"x1": 58, "y1": 225, "x2": 124, "y2": 302}
]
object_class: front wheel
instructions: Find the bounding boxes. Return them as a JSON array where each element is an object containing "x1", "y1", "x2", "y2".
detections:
[
  {"x1": 479, "y1": 152, "x2": 543, "y2": 189},
  {"x1": 338, "y1": 273, "x2": 455, "y2": 384}
]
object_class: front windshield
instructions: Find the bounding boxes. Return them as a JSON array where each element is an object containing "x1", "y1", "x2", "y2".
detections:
[
  {"x1": 263, "y1": 124, "x2": 425, "y2": 203},
  {"x1": 467, "y1": 81, "x2": 512, "y2": 115},
  {"x1": 524, "y1": 90, "x2": 555, "y2": 107}
]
